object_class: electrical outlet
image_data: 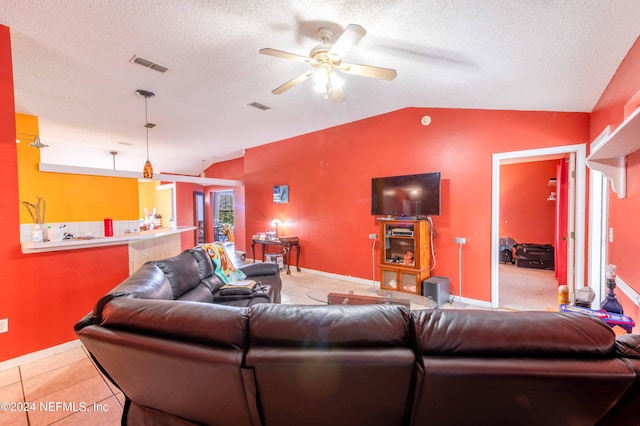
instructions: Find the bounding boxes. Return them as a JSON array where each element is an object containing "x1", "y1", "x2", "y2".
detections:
[
  {"x1": 454, "y1": 237, "x2": 466, "y2": 244},
  {"x1": 0, "y1": 318, "x2": 8, "y2": 334},
  {"x1": 368, "y1": 234, "x2": 378, "y2": 240}
]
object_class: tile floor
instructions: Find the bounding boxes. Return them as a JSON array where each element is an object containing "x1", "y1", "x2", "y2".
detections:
[
  {"x1": 0, "y1": 263, "x2": 553, "y2": 425},
  {"x1": 498, "y1": 263, "x2": 558, "y2": 311}
]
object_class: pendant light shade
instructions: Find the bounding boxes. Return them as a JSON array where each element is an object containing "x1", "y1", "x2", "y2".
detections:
[
  {"x1": 136, "y1": 89, "x2": 155, "y2": 179},
  {"x1": 143, "y1": 159, "x2": 153, "y2": 179}
]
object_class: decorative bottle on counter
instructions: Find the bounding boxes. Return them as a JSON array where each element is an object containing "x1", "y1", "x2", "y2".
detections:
[{"x1": 31, "y1": 223, "x2": 43, "y2": 242}]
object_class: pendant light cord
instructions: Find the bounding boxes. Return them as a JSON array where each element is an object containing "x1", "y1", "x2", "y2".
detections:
[{"x1": 144, "y1": 96, "x2": 150, "y2": 162}]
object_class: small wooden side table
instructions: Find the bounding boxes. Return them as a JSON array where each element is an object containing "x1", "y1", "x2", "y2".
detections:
[{"x1": 251, "y1": 236, "x2": 300, "y2": 274}]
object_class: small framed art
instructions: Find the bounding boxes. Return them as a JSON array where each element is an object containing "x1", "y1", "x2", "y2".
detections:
[{"x1": 273, "y1": 185, "x2": 289, "y2": 203}]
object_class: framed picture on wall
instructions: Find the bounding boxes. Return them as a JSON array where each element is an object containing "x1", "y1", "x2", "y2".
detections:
[{"x1": 273, "y1": 185, "x2": 289, "y2": 203}]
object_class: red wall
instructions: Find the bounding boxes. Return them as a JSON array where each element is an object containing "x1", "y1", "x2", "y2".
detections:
[
  {"x1": 500, "y1": 160, "x2": 559, "y2": 244},
  {"x1": 0, "y1": 25, "x2": 130, "y2": 362},
  {"x1": 591, "y1": 37, "x2": 640, "y2": 320},
  {"x1": 176, "y1": 182, "x2": 203, "y2": 250},
  {"x1": 243, "y1": 108, "x2": 589, "y2": 301}
]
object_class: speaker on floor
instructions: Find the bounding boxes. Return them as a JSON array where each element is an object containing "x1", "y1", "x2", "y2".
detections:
[{"x1": 422, "y1": 276, "x2": 450, "y2": 308}]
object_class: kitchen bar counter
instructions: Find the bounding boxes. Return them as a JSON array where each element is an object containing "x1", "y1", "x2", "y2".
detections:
[{"x1": 21, "y1": 226, "x2": 195, "y2": 254}]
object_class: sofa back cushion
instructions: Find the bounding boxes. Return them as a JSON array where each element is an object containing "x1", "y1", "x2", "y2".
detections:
[
  {"x1": 152, "y1": 251, "x2": 202, "y2": 299},
  {"x1": 249, "y1": 303, "x2": 410, "y2": 347},
  {"x1": 246, "y1": 304, "x2": 414, "y2": 426},
  {"x1": 412, "y1": 309, "x2": 616, "y2": 357},
  {"x1": 92, "y1": 263, "x2": 173, "y2": 322},
  {"x1": 188, "y1": 246, "x2": 215, "y2": 279},
  {"x1": 409, "y1": 309, "x2": 636, "y2": 426}
]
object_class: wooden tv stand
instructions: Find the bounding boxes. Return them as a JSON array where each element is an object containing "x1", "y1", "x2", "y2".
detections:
[{"x1": 378, "y1": 219, "x2": 431, "y2": 295}]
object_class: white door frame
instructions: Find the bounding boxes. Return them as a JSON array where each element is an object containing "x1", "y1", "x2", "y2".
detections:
[
  {"x1": 588, "y1": 127, "x2": 612, "y2": 307},
  {"x1": 491, "y1": 144, "x2": 587, "y2": 309}
]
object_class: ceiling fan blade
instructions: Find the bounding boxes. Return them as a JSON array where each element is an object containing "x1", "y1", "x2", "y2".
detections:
[
  {"x1": 339, "y1": 62, "x2": 397, "y2": 80},
  {"x1": 328, "y1": 24, "x2": 366, "y2": 60},
  {"x1": 260, "y1": 48, "x2": 311, "y2": 63},
  {"x1": 331, "y1": 88, "x2": 345, "y2": 103},
  {"x1": 272, "y1": 70, "x2": 316, "y2": 94}
]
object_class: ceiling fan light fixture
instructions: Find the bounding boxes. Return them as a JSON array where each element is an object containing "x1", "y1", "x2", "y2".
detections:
[
  {"x1": 313, "y1": 68, "x2": 344, "y2": 98},
  {"x1": 261, "y1": 23, "x2": 391, "y2": 102},
  {"x1": 136, "y1": 89, "x2": 155, "y2": 179}
]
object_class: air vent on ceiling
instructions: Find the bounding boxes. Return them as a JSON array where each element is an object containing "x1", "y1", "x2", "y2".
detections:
[
  {"x1": 248, "y1": 101, "x2": 271, "y2": 111},
  {"x1": 130, "y1": 55, "x2": 168, "y2": 73}
]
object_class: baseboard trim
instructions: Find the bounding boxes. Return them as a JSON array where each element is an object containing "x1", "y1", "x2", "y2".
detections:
[
  {"x1": 0, "y1": 339, "x2": 82, "y2": 371},
  {"x1": 300, "y1": 267, "x2": 492, "y2": 309}
]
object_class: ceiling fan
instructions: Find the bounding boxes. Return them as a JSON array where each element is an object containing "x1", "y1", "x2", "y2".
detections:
[{"x1": 260, "y1": 24, "x2": 397, "y2": 102}]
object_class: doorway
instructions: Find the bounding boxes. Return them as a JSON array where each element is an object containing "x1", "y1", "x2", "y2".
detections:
[
  {"x1": 194, "y1": 191, "x2": 205, "y2": 244},
  {"x1": 498, "y1": 159, "x2": 560, "y2": 310},
  {"x1": 212, "y1": 190, "x2": 234, "y2": 242},
  {"x1": 491, "y1": 144, "x2": 587, "y2": 309}
]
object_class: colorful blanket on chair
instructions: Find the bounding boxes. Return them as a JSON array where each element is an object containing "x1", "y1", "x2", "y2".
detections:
[{"x1": 201, "y1": 242, "x2": 246, "y2": 283}]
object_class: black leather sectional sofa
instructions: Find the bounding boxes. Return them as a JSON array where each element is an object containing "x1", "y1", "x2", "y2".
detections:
[{"x1": 74, "y1": 246, "x2": 640, "y2": 425}]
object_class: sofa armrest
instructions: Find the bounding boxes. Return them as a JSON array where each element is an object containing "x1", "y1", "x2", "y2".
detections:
[
  {"x1": 74, "y1": 311, "x2": 95, "y2": 332},
  {"x1": 616, "y1": 334, "x2": 640, "y2": 358},
  {"x1": 240, "y1": 262, "x2": 279, "y2": 277}
]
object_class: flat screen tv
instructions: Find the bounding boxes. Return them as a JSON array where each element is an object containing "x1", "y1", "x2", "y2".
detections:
[{"x1": 371, "y1": 172, "x2": 441, "y2": 217}]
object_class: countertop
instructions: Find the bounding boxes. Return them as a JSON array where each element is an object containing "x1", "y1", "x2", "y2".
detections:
[{"x1": 21, "y1": 226, "x2": 196, "y2": 254}]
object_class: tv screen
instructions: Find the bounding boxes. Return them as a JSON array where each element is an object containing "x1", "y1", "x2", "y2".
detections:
[{"x1": 371, "y1": 172, "x2": 441, "y2": 217}]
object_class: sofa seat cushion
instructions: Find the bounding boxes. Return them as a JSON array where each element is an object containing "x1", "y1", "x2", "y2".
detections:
[
  {"x1": 152, "y1": 252, "x2": 202, "y2": 299},
  {"x1": 201, "y1": 242, "x2": 246, "y2": 283},
  {"x1": 178, "y1": 284, "x2": 215, "y2": 303}
]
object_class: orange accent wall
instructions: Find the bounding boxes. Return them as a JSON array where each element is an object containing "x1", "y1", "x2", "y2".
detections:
[
  {"x1": 0, "y1": 26, "x2": 131, "y2": 362},
  {"x1": 244, "y1": 108, "x2": 589, "y2": 301},
  {"x1": 591, "y1": 36, "x2": 640, "y2": 321},
  {"x1": 500, "y1": 160, "x2": 559, "y2": 244},
  {"x1": 16, "y1": 115, "x2": 139, "y2": 223}
]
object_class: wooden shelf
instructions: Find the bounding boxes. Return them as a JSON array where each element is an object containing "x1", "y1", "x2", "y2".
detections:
[{"x1": 586, "y1": 106, "x2": 640, "y2": 198}]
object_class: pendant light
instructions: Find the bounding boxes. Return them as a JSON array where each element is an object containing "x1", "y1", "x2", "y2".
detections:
[{"x1": 136, "y1": 89, "x2": 156, "y2": 179}]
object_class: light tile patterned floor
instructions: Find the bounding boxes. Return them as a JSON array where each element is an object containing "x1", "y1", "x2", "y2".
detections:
[
  {"x1": 499, "y1": 263, "x2": 558, "y2": 311},
  {"x1": 0, "y1": 263, "x2": 554, "y2": 425}
]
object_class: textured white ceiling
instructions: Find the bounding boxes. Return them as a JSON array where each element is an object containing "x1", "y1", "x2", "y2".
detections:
[{"x1": 2, "y1": 0, "x2": 639, "y2": 175}]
